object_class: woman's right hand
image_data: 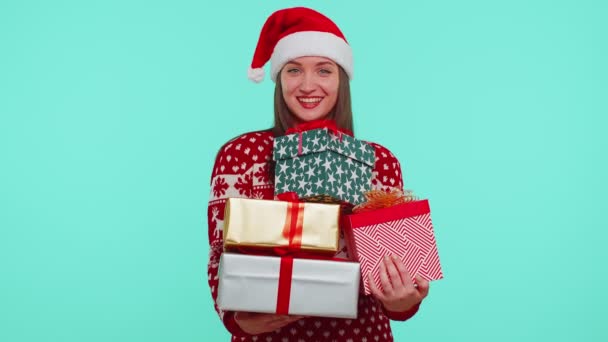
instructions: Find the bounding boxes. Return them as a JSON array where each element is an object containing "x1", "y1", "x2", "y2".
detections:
[{"x1": 233, "y1": 311, "x2": 306, "y2": 335}]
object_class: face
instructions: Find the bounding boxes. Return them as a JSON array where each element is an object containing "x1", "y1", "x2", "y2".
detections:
[{"x1": 280, "y1": 56, "x2": 340, "y2": 123}]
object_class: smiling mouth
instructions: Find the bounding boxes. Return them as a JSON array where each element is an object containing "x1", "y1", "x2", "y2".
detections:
[{"x1": 297, "y1": 96, "x2": 323, "y2": 109}]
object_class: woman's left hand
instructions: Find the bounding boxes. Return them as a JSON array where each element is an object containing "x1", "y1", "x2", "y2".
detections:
[{"x1": 369, "y1": 255, "x2": 430, "y2": 312}]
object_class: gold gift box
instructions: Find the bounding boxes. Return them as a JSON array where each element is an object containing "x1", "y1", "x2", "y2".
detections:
[{"x1": 223, "y1": 198, "x2": 340, "y2": 253}]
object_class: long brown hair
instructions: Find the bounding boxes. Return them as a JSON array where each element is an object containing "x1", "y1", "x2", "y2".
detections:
[{"x1": 272, "y1": 66, "x2": 354, "y2": 136}]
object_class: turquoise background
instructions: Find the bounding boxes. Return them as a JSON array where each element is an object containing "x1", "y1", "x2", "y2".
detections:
[{"x1": 1, "y1": 0, "x2": 607, "y2": 341}]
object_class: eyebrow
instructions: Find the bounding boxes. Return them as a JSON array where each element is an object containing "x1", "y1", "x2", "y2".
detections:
[{"x1": 285, "y1": 61, "x2": 336, "y2": 67}]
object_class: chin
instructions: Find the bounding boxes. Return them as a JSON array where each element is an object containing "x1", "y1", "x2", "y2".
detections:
[{"x1": 294, "y1": 112, "x2": 330, "y2": 123}]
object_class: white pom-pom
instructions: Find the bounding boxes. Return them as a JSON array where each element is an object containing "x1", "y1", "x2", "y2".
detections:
[{"x1": 247, "y1": 67, "x2": 265, "y2": 83}]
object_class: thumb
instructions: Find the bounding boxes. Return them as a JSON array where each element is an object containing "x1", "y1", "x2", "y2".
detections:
[{"x1": 414, "y1": 275, "x2": 430, "y2": 298}]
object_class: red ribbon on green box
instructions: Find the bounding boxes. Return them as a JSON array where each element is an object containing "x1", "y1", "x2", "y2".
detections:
[{"x1": 285, "y1": 119, "x2": 353, "y2": 155}]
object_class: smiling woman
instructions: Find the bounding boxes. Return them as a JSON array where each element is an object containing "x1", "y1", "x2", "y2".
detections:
[
  {"x1": 281, "y1": 57, "x2": 339, "y2": 122},
  {"x1": 273, "y1": 57, "x2": 353, "y2": 136},
  {"x1": 206, "y1": 6, "x2": 429, "y2": 342}
]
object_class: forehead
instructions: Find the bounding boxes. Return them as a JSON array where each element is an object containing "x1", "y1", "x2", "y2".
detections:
[{"x1": 285, "y1": 56, "x2": 338, "y2": 66}]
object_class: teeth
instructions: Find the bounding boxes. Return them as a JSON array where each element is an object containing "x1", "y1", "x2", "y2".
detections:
[{"x1": 299, "y1": 97, "x2": 322, "y2": 103}]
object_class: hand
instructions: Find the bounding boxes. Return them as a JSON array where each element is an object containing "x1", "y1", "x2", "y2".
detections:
[
  {"x1": 233, "y1": 311, "x2": 306, "y2": 335},
  {"x1": 369, "y1": 255, "x2": 430, "y2": 312}
]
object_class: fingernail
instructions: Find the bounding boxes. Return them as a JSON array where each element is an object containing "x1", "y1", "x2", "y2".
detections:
[{"x1": 392, "y1": 255, "x2": 398, "y2": 261}]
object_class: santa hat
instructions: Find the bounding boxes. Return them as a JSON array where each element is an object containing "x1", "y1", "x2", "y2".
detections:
[{"x1": 248, "y1": 7, "x2": 353, "y2": 83}]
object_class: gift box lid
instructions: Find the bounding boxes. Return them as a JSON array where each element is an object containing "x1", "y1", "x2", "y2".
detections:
[
  {"x1": 344, "y1": 199, "x2": 431, "y2": 228},
  {"x1": 273, "y1": 128, "x2": 375, "y2": 167}
]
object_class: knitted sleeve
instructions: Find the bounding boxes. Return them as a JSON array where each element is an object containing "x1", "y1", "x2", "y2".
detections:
[
  {"x1": 367, "y1": 142, "x2": 422, "y2": 322},
  {"x1": 206, "y1": 131, "x2": 273, "y2": 337}
]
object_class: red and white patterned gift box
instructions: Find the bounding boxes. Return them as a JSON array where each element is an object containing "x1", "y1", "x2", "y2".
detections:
[{"x1": 342, "y1": 199, "x2": 443, "y2": 295}]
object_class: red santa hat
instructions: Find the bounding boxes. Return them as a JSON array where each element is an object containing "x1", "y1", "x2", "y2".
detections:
[{"x1": 248, "y1": 7, "x2": 353, "y2": 83}]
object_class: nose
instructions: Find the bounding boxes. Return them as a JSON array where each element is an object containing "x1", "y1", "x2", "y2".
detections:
[{"x1": 299, "y1": 73, "x2": 315, "y2": 93}]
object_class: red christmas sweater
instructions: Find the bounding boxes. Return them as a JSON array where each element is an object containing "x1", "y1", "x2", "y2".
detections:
[{"x1": 207, "y1": 130, "x2": 421, "y2": 342}]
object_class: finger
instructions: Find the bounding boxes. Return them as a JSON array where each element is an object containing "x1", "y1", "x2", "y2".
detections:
[
  {"x1": 271, "y1": 316, "x2": 303, "y2": 330},
  {"x1": 385, "y1": 255, "x2": 404, "y2": 288},
  {"x1": 414, "y1": 275, "x2": 430, "y2": 298},
  {"x1": 273, "y1": 315, "x2": 297, "y2": 324},
  {"x1": 368, "y1": 273, "x2": 386, "y2": 301},
  {"x1": 234, "y1": 311, "x2": 259, "y2": 321},
  {"x1": 284, "y1": 316, "x2": 305, "y2": 324},
  {"x1": 258, "y1": 316, "x2": 293, "y2": 333},
  {"x1": 274, "y1": 314, "x2": 305, "y2": 323},
  {"x1": 391, "y1": 255, "x2": 413, "y2": 287},
  {"x1": 378, "y1": 257, "x2": 394, "y2": 293},
  {"x1": 280, "y1": 315, "x2": 303, "y2": 323},
  {"x1": 235, "y1": 312, "x2": 292, "y2": 335},
  {"x1": 243, "y1": 311, "x2": 279, "y2": 319},
  {"x1": 262, "y1": 322, "x2": 286, "y2": 333},
  {"x1": 251, "y1": 313, "x2": 290, "y2": 325}
]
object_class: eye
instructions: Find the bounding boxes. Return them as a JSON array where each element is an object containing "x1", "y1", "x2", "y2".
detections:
[
  {"x1": 319, "y1": 68, "x2": 332, "y2": 75},
  {"x1": 286, "y1": 68, "x2": 301, "y2": 74}
]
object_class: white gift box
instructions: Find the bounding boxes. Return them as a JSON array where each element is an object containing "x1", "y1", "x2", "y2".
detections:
[{"x1": 217, "y1": 253, "x2": 360, "y2": 319}]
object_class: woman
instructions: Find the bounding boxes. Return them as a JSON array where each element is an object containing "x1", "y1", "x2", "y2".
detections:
[{"x1": 207, "y1": 7, "x2": 429, "y2": 341}]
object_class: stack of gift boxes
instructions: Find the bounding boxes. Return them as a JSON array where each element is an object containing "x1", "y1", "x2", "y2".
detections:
[{"x1": 217, "y1": 123, "x2": 443, "y2": 318}]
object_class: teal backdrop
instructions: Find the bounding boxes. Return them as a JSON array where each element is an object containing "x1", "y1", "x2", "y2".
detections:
[{"x1": 1, "y1": 0, "x2": 607, "y2": 341}]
